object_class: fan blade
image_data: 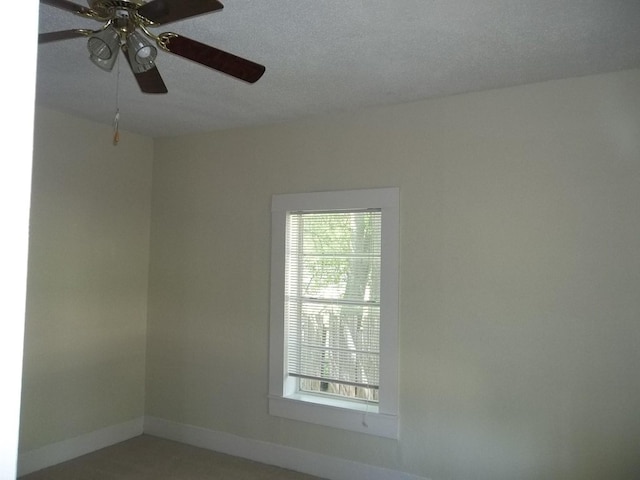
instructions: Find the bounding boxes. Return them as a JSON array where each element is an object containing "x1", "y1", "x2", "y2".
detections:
[
  {"x1": 138, "y1": 0, "x2": 223, "y2": 25},
  {"x1": 132, "y1": 66, "x2": 169, "y2": 94},
  {"x1": 162, "y1": 34, "x2": 265, "y2": 83},
  {"x1": 39, "y1": 30, "x2": 87, "y2": 43},
  {"x1": 40, "y1": 0, "x2": 93, "y2": 16},
  {"x1": 122, "y1": 45, "x2": 168, "y2": 94}
]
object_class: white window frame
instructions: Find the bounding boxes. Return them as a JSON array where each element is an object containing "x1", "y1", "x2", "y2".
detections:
[{"x1": 269, "y1": 187, "x2": 399, "y2": 439}]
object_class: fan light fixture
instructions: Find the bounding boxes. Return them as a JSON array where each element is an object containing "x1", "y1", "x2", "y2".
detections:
[
  {"x1": 86, "y1": 20, "x2": 158, "y2": 73},
  {"x1": 87, "y1": 24, "x2": 120, "y2": 71},
  {"x1": 126, "y1": 30, "x2": 157, "y2": 73},
  {"x1": 87, "y1": 25, "x2": 120, "y2": 61}
]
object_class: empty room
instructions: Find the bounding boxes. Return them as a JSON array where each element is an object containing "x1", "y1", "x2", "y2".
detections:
[{"x1": 3, "y1": 1, "x2": 640, "y2": 479}]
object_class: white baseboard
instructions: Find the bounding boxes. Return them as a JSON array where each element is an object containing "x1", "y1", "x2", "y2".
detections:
[
  {"x1": 144, "y1": 416, "x2": 428, "y2": 480},
  {"x1": 18, "y1": 417, "x2": 144, "y2": 477}
]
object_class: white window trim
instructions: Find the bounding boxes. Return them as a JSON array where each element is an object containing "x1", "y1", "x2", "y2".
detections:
[{"x1": 269, "y1": 188, "x2": 399, "y2": 439}]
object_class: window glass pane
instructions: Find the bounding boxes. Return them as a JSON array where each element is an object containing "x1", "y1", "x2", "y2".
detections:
[{"x1": 285, "y1": 210, "x2": 381, "y2": 401}]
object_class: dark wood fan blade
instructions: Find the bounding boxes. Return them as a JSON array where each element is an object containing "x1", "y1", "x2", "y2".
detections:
[
  {"x1": 122, "y1": 45, "x2": 168, "y2": 94},
  {"x1": 163, "y1": 34, "x2": 265, "y2": 83},
  {"x1": 40, "y1": 0, "x2": 93, "y2": 15},
  {"x1": 138, "y1": 0, "x2": 223, "y2": 25},
  {"x1": 39, "y1": 30, "x2": 87, "y2": 43},
  {"x1": 132, "y1": 66, "x2": 169, "y2": 94}
]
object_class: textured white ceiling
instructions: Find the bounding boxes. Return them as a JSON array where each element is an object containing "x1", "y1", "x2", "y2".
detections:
[{"x1": 36, "y1": 0, "x2": 640, "y2": 138}]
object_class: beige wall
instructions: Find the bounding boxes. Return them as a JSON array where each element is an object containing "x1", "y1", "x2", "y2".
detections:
[
  {"x1": 19, "y1": 108, "x2": 153, "y2": 451},
  {"x1": 147, "y1": 69, "x2": 640, "y2": 479},
  {"x1": 20, "y1": 69, "x2": 640, "y2": 479}
]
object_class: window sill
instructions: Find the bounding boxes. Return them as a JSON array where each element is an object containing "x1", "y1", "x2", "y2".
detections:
[{"x1": 268, "y1": 394, "x2": 398, "y2": 439}]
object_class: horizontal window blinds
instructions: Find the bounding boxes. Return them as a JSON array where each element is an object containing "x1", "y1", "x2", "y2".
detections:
[{"x1": 285, "y1": 210, "x2": 381, "y2": 391}]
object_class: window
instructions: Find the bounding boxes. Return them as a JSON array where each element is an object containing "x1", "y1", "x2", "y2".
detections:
[{"x1": 269, "y1": 188, "x2": 399, "y2": 438}]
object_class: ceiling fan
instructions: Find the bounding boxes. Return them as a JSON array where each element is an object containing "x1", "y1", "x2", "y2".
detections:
[{"x1": 39, "y1": 0, "x2": 266, "y2": 94}]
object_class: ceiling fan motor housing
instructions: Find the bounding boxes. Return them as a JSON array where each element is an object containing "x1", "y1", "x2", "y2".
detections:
[{"x1": 88, "y1": 0, "x2": 148, "y2": 22}]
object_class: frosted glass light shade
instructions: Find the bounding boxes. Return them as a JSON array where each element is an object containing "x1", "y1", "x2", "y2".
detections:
[
  {"x1": 87, "y1": 26, "x2": 120, "y2": 60},
  {"x1": 126, "y1": 31, "x2": 157, "y2": 72}
]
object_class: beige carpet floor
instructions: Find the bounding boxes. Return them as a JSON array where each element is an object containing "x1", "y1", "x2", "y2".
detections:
[{"x1": 20, "y1": 434, "x2": 327, "y2": 479}]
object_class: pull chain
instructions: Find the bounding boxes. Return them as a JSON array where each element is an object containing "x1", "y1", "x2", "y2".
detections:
[
  {"x1": 113, "y1": 109, "x2": 120, "y2": 146},
  {"x1": 113, "y1": 53, "x2": 121, "y2": 146}
]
